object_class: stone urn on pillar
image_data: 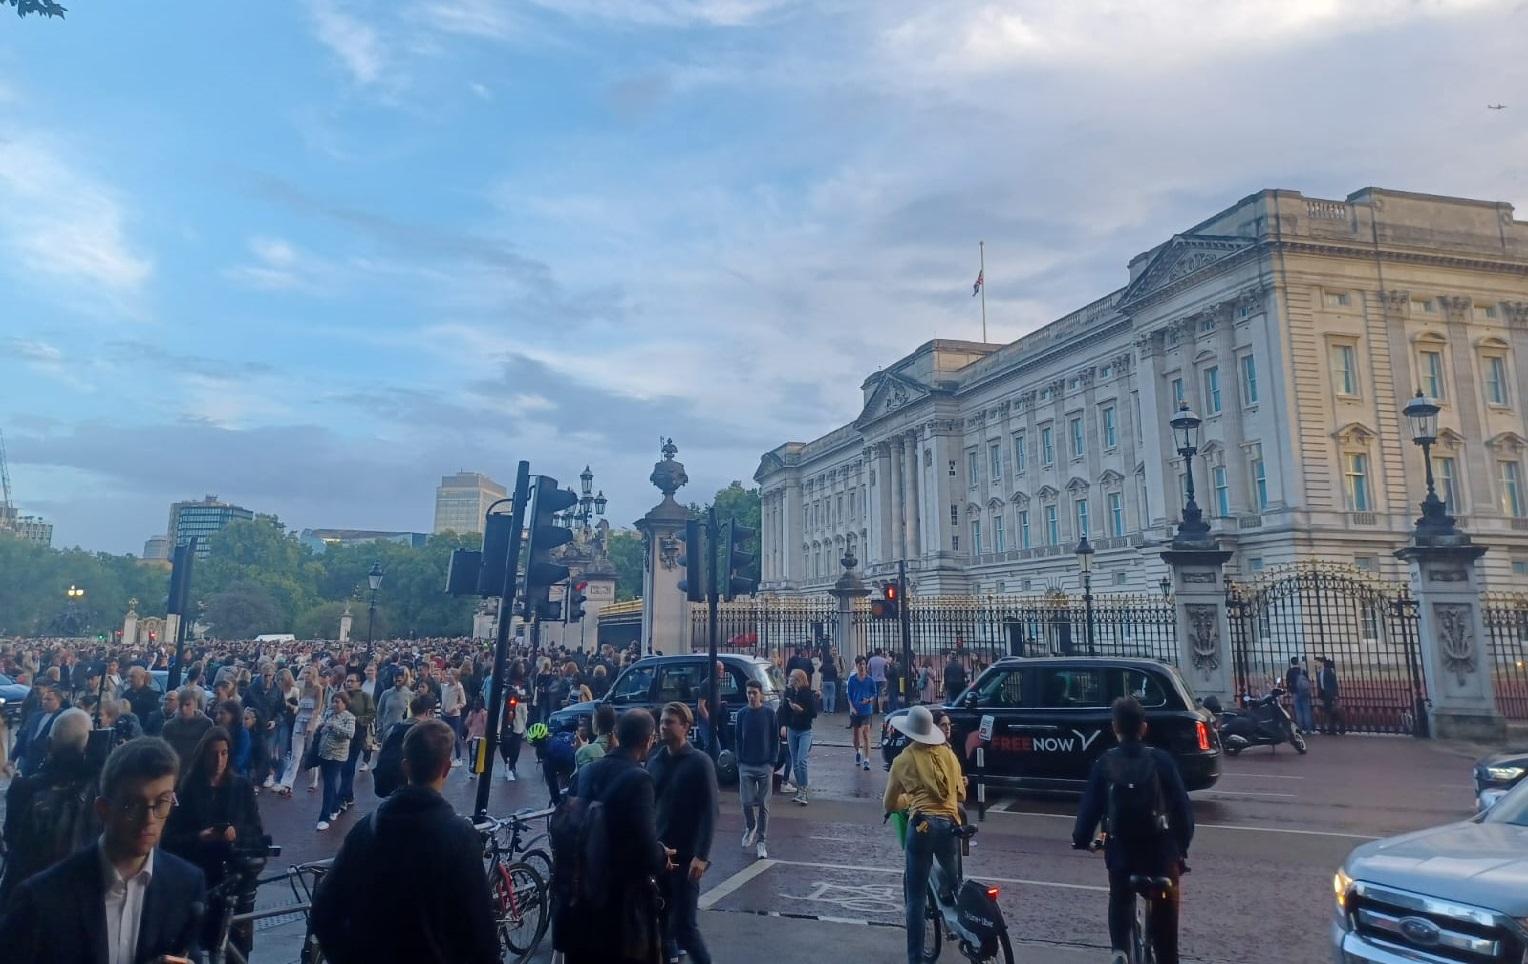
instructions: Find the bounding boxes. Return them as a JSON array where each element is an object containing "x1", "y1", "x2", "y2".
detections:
[
  {"x1": 636, "y1": 438, "x2": 694, "y2": 655},
  {"x1": 828, "y1": 549, "x2": 872, "y2": 667},
  {"x1": 338, "y1": 602, "x2": 353, "y2": 644},
  {"x1": 122, "y1": 598, "x2": 140, "y2": 648}
]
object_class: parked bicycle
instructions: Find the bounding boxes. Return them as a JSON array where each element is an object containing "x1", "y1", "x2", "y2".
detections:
[
  {"x1": 206, "y1": 842, "x2": 332, "y2": 964},
  {"x1": 475, "y1": 811, "x2": 552, "y2": 963}
]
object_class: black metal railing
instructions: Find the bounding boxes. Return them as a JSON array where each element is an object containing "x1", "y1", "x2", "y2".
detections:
[{"x1": 1484, "y1": 593, "x2": 1528, "y2": 721}]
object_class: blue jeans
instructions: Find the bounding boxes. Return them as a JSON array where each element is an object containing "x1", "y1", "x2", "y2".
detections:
[
  {"x1": 319, "y1": 758, "x2": 344, "y2": 822},
  {"x1": 787, "y1": 729, "x2": 812, "y2": 790},
  {"x1": 338, "y1": 731, "x2": 363, "y2": 805},
  {"x1": 1293, "y1": 691, "x2": 1314, "y2": 732},
  {"x1": 821, "y1": 680, "x2": 837, "y2": 714},
  {"x1": 904, "y1": 814, "x2": 961, "y2": 964}
]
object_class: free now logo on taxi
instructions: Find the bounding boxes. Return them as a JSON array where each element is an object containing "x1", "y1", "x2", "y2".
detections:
[{"x1": 974, "y1": 728, "x2": 1105, "y2": 755}]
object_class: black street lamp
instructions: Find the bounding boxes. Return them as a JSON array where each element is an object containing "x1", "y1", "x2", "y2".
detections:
[
  {"x1": 1402, "y1": 390, "x2": 1458, "y2": 542},
  {"x1": 1159, "y1": 575, "x2": 1172, "y2": 599},
  {"x1": 365, "y1": 562, "x2": 384, "y2": 657},
  {"x1": 1074, "y1": 535, "x2": 1096, "y2": 656},
  {"x1": 1170, "y1": 402, "x2": 1213, "y2": 547}
]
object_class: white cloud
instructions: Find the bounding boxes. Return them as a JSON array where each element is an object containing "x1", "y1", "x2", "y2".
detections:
[
  {"x1": 308, "y1": 0, "x2": 388, "y2": 85},
  {"x1": 524, "y1": 0, "x2": 801, "y2": 28},
  {"x1": 0, "y1": 136, "x2": 152, "y2": 295},
  {"x1": 223, "y1": 236, "x2": 342, "y2": 293}
]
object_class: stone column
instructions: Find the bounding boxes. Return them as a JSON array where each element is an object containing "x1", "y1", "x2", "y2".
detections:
[
  {"x1": 339, "y1": 603, "x2": 353, "y2": 644},
  {"x1": 637, "y1": 439, "x2": 694, "y2": 655},
  {"x1": 1160, "y1": 497, "x2": 1235, "y2": 704},
  {"x1": 121, "y1": 605, "x2": 139, "y2": 647},
  {"x1": 471, "y1": 600, "x2": 496, "y2": 641},
  {"x1": 891, "y1": 437, "x2": 907, "y2": 566},
  {"x1": 828, "y1": 550, "x2": 872, "y2": 665},
  {"x1": 905, "y1": 431, "x2": 922, "y2": 561},
  {"x1": 1395, "y1": 542, "x2": 1505, "y2": 741}
]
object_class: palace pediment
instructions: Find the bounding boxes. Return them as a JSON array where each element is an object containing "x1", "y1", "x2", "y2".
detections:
[
  {"x1": 1120, "y1": 234, "x2": 1254, "y2": 306},
  {"x1": 855, "y1": 371, "x2": 933, "y2": 427}
]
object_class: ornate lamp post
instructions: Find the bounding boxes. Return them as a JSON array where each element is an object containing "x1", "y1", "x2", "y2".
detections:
[
  {"x1": 1169, "y1": 402, "x2": 1213, "y2": 548},
  {"x1": 1158, "y1": 575, "x2": 1172, "y2": 599},
  {"x1": 1074, "y1": 535, "x2": 1096, "y2": 655},
  {"x1": 365, "y1": 562, "x2": 384, "y2": 657},
  {"x1": 1402, "y1": 390, "x2": 1456, "y2": 542}
]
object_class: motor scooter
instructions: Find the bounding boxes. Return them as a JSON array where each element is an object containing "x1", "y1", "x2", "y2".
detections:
[{"x1": 1216, "y1": 686, "x2": 1307, "y2": 755}]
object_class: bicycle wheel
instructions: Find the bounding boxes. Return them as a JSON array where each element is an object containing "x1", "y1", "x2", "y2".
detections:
[
  {"x1": 492, "y1": 860, "x2": 549, "y2": 963},
  {"x1": 920, "y1": 883, "x2": 942, "y2": 963},
  {"x1": 989, "y1": 930, "x2": 1015, "y2": 964},
  {"x1": 1132, "y1": 896, "x2": 1152, "y2": 964},
  {"x1": 520, "y1": 847, "x2": 553, "y2": 889}
]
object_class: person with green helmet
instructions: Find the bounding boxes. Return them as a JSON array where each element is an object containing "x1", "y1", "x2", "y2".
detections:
[{"x1": 531, "y1": 721, "x2": 582, "y2": 805}]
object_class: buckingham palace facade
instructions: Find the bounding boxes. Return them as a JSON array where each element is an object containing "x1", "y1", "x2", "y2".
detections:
[{"x1": 754, "y1": 187, "x2": 1528, "y2": 595}]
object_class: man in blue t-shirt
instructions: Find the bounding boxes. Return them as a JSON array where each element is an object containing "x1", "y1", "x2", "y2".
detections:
[{"x1": 845, "y1": 656, "x2": 877, "y2": 772}]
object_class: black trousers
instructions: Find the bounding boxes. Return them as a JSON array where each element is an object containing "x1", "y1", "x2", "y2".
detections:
[
  {"x1": 1107, "y1": 867, "x2": 1180, "y2": 964},
  {"x1": 662, "y1": 867, "x2": 711, "y2": 964}
]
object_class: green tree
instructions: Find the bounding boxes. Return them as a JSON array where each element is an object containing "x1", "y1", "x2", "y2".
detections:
[
  {"x1": 606, "y1": 530, "x2": 645, "y2": 602},
  {"x1": 7, "y1": 1, "x2": 67, "y2": 18},
  {"x1": 204, "y1": 583, "x2": 284, "y2": 639}
]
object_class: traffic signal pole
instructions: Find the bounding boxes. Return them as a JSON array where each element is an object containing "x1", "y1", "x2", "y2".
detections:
[
  {"x1": 898, "y1": 559, "x2": 912, "y2": 705},
  {"x1": 475, "y1": 461, "x2": 530, "y2": 822},
  {"x1": 705, "y1": 506, "x2": 720, "y2": 755},
  {"x1": 166, "y1": 536, "x2": 198, "y2": 691}
]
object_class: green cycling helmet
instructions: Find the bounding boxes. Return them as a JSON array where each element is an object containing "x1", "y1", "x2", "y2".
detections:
[{"x1": 526, "y1": 722, "x2": 551, "y2": 743}]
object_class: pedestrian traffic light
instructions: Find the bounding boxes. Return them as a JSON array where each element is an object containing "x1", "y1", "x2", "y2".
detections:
[
  {"x1": 720, "y1": 518, "x2": 757, "y2": 601},
  {"x1": 871, "y1": 582, "x2": 900, "y2": 619},
  {"x1": 148, "y1": 630, "x2": 157, "y2": 643},
  {"x1": 536, "y1": 597, "x2": 563, "y2": 621},
  {"x1": 676, "y1": 518, "x2": 705, "y2": 602},
  {"x1": 524, "y1": 475, "x2": 577, "y2": 614},
  {"x1": 565, "y1": 580, "x2": 588, "y2": 623}
]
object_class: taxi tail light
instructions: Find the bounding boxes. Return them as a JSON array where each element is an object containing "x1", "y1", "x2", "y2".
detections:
[
  {"x1": 1196, "y1": 721, "x2": 1211, "y2": 752},
  {"x1": 986, "y1": 886, "x2": 1000, "y2": 900}
]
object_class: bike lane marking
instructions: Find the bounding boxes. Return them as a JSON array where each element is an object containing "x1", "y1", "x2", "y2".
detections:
[
  {"x1": 699, "y1": 857, "x2": 777, "y2": 910},
  {"x1": 993, "y1": 808, "x2": 1379, "y2": 840},
  {"x1": 778, "y1": 859, "x2": 1110, "y2": 893}
]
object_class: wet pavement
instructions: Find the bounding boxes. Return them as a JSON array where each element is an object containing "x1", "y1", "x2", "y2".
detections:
[{"x1": 1, "y1": 719, "x2": 1495, "y2": 962}]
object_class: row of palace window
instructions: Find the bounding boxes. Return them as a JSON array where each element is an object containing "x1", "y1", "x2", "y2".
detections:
[
  {"x1": 1338, "y1": 452, "x2": 1525, "y2": 517},
  {"x1": 968, "y1": 402, "x2": 1133, "y2": 487},
  {"x1": 1167, "y1": 354, "x2": 1259, "y2": 416},
  {"x1": 1332, "y1": 340, "x2": 1515, "y2": 409},
  {"x1": 805, "y1": 487, "x2": 863, "y2": 533},
  {"x1": 966, "y1": 490, "x2": 1130, "y2": 556}
]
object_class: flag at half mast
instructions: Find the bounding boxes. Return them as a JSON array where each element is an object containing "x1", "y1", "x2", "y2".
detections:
[{"x1": 972, "y1": 269, "x2": 984, "y2": 297}]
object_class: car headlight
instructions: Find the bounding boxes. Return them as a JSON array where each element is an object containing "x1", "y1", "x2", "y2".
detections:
[
  {"x1": 1333, "y1": 868, "x2": 1354, "y2": 913},
  {"x1": 1487, "y1": 766, "x2": 1525, "y2": 782}
]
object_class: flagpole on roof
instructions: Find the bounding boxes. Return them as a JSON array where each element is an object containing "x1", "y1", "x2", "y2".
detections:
[{"x1": 979, "y1": 240, "x2": 988, "y2": 342}]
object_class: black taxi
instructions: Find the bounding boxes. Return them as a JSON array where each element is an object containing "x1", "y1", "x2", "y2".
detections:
[{"x1": 882, "y1": 656, "x2": 1222, "y2": 792}]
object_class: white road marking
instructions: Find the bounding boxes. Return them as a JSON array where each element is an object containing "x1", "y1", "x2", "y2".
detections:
[
  {"x1": 992, "y1": 809, "x2": 1379, "y2": 840},
  {"x1": 777, "y1": 859, "x2": 1109, "y2": 893},
  {"x1": 1218, "y1": 772, "x2": 1306, "y2": 780},
  {"x1": 699, "y1": 858, "x2": 776, "y2": 909},
  {"x1": 1204, "y1": 790, "x2": 1297, "y2": 799}
]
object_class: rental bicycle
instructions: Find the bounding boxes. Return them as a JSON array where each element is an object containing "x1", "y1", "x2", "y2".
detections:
[
  {"x1": 1084, "y1": 837, "x2": 1183, "y2": 964},
  {"x1": 206, "y1": 841, "x2": 332, "y2": 964},
  {"x1": 475, "y1": 812, "x2": 551, "y2": 963},
  {"x1": 890, "y1": 811, "x2": 1015, "y2": 964}
]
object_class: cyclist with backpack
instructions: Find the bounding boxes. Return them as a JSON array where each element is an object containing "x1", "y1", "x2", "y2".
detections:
[
  {"x1": 1071, "y1": 696, "x2": 1195, "y2": 964},
  {"x1": 527, "y1": 722, "x2": 580, "y2": 805}
]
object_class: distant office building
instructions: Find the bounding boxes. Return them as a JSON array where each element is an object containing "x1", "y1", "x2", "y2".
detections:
[
  {"x1": 2, "y1": 514, "x2": 53, "y2": 547},
  {"x1": 299, "y1": 528, "x2": 430, "y2": 553},
  {"x1": 433, "y1": 472, "x2": 506, "y2": 535},
  {"x1": 142, "y1": 535, "x2": 170, "y2": 561},
  {"x1": 168, "y1": 494, "x2": 254, "y2": 557}
]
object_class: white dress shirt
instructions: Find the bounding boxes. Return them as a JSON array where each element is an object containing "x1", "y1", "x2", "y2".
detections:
[{"x1": 100, "y1": 840, "x2": 155, "y2": 964}]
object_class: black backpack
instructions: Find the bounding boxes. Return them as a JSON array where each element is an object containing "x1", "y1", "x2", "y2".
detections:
[
  {"x1": 549, "y1": 768, "x2": 639, "y2": 909},
  {"x1": 30, "y1": 777, "x2": 98, "y2": 866},
  {"x1": 372, "y1": 721, "x2": 414, "y2": 798},
  {"x1": 1103, "y1": 748, "x2": 1170, "y2": 845}
]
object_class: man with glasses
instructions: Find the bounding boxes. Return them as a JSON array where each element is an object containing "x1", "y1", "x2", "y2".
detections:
[{"x1": 0, "y1": 736, "x2": 208, "y2": 963}]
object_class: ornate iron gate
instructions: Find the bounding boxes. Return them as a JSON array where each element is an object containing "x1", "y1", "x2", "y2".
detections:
[
  {"x1": 1483, "y1": 593, "x2": 1528, "y2": 721},
  {"x1": 1226, "y1": 563, "x2": 1426, "y2": 735}
]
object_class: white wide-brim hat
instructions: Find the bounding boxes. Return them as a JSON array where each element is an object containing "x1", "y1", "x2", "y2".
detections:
[{"x1": 891, "y1": 705, "x2": 946, "y2": 745}]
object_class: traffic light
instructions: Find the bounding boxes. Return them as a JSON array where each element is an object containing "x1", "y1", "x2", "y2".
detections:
[
  {"x1": 676, "y1": 518, "x2": 705, "y2": 602},
  {"x1": 476, "y1": 509, "x2": 517, "y2": 595},
  {"x1": 446, "y1": 548, "x2": 483, "y2": 596},
  {"x1": 565, "y1": 580, "x2": 588, "y2": 623},
  {"x1": 148, "y1": 630, "x2": 157, "y2": 643},
  {"x1": 720, "y1": 519, "x2": 758, "y2": 601},
  {"x1": 524, "y1": 475, "x2": 577, "y2": 617},
  {"x1": 871, "y1": 582, "x2": 900, "y2": 619},
  {"x1": 537, "y1": 597, "x2": 563, "y2": 621}
]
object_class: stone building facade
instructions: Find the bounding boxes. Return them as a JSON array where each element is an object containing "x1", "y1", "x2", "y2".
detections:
[{"x1": 755, "y1": 188, "x2": 1528, "y2": 595}]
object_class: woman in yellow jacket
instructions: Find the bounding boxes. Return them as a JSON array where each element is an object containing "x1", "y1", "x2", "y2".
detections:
[{"x1": 883, "y1": 705, "x2": 966, "y2": 964}]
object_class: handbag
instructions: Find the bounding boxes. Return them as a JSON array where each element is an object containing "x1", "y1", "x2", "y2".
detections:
[{"x1": 301, "y1": 728, "x2": 323, "y2": 770}]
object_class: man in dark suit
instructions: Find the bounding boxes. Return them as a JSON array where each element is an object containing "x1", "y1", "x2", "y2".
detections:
[
  {"x1": 13, "y1": 683, "x2": 64, "y2": 777},
  {"x1": 556, "y1": 709, "x2": 670, "y2": 964},
  {"x1": 0, "y1": 736, "x2": 208, "y2": 964}
]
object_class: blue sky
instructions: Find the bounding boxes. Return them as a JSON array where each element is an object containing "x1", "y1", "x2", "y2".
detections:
[{"x1": 2, "y1": 0, "x2": 1525, "y2": 553}]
